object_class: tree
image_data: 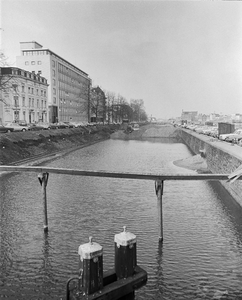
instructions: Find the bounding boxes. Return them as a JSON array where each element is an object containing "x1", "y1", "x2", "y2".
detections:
[
  {"x1": 0, "y1": 52, "x2": 20, "y2": 106},
  {"x1": 130, "y1": 99, "x2": 147, "y2": 122}
]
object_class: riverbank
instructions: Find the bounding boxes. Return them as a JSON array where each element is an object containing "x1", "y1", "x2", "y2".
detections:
[{"x1": 0, "y1": 124, "x2": 119, "y2": 165}]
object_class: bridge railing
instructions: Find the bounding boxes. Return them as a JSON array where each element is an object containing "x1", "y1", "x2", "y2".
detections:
[{"x1": 0, "y1": 165, "x2": 238, "y2": 241}]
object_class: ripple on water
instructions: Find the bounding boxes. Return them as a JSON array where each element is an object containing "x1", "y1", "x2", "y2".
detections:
[{"x1": 1, "y1": 139, "x2": 242, "y2": 299}]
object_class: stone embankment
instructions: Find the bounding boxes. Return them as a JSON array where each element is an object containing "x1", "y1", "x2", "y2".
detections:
[
  {"x1": 111, "y1": 124, "x2": 178, "y2": 139},
  {"x1": 0, "y1": 124, "x2": 119, "y2": 165},
  {"x1": 178, "y1": 128, "x2": 242, "y2": 209}
]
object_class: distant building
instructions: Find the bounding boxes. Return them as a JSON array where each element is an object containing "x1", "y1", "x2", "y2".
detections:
[
  {"x1": 16, "y1": 41, "x2": 91, "y2": 123},
  {"x1": 0, "y1": 67, "x2": 48, "y2": 124},
  {"x1": 181, "y1": 110, "x2": 198, "y2": 123},
  {"x1": 90, "y1": 86, "x2": 106, "y2": 123}
]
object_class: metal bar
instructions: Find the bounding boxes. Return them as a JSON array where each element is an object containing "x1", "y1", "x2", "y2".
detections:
[{"x1": 0, "y1": 166, "x2": 234, "y2": 181}]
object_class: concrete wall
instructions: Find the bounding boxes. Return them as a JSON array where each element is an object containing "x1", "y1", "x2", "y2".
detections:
[{"x1": 179, "y1": 128, "x2": 242, "y2": 208}]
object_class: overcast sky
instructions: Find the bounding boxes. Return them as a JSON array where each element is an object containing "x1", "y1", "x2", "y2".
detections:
[{"x1": 1, "y1": 0, "x2": 242, "y2": 119}]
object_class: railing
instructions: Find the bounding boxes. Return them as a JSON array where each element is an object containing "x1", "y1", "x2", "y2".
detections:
[{"x1": 0, "y1": 165, "x2": 238, "y2": 241}]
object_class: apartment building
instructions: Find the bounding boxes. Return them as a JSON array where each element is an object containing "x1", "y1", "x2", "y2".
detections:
[
  {"x1": 0, "y1": 67, "x2": 48, "y2": 124},
  {"x1": 16, "y1": 41, "x2": 91, "y2": 123}
]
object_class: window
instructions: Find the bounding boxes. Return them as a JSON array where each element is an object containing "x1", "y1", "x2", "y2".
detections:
[
  {"x1": 52, "y1": 60, "x2": 55, "y2": 67},
  {"x1": 36, "y1": 89, "x2": 39, "y2": 95},
  {"x1": 45, "y1": 101, "x2": 47, "y2": 108},
  {"x1": 37, "y1": 61, "x2": 42, "y2": 65},
  {"x1": 14, "y1": 96, "x2": 19, "y2": 107},
  {"x1": 32, "y1": 99, "x2": 34, "y2": 107},
  {"x1": 29, "y1": 98, "x2": 31, "y2": 107},
  {"x1": 41, "y1": 100, "x2": 43, "y2": 109},
  {"x1": 25, "y1": 61, "x2": 29, "y2": 65},
  {"x1": 41, "y1": 90, "x2": 43, "y2": 96},
  {"x1": 37, "y1": 100, "x2": 39, "y2": 108},
  {"x1": 23, "y1": 111, "x2": 26, "y2": 120},
  {"x1": 44, "y1": 90, "x2": 46, "y2": 97},
  {"x1": 53, "y1": 97, "x2": 56, "y2": 104},
  {"x1": 22, "y1": 85, "x2": 25, "y2": 92},
  {"x1": 31, "y1": 88, "x2": 34, "y2": 94},
  {"x1": 22, "y1": 97, "x2": 25, "y2": 107},
  {"x1": 53, "y1": 88, "x2": 56, "y2": 95},
  {"x1": 28, "y1": 87, "x2": 31, "y2": 94},
  {"x1": 53, "y1": 69, "x2": 55, "y2": 77},
  {"x1": 31, "y1": 61, "x2": 35, "y2": 65},
  {"x1": 53, "y1": 79, "x2": 56, "y2": 86}
]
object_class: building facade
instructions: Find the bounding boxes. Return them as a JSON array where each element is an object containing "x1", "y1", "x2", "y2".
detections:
[
  {"x1": 90, "y1": 86, "x2": 106, "y2": 123},
  {"x1": 0, "y1": 67, "x2": 48, "y2": 124},
  {"x1": 16, "y1": 41, "x2": 91, "y2": 123}
]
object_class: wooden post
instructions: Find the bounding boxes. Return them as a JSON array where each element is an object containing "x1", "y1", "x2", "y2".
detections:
[
  {"x1": 155, "y1": 180, "x2": 164, "y2": 242},
  {"x1": 38, "y1": 172, "x2": 49, "y2": 232}
]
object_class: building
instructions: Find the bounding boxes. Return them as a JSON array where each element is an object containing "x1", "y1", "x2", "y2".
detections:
[
  {"x1": 0, "y1": 67, "x2": 48, "y2": 124},
  {"x1": 181, "y1": 110, "x2": 198, "y2": 123},
  {"x1": 16, "y1": 41, "x2": 91, "y2": 123},
  {"x1": 90, "y1": 86, "x2": 106, "y2": 123}
]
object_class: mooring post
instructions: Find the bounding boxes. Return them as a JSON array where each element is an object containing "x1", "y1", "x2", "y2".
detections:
[
  {"x1": 155, "y1": 180, "x2": 164, "y2": 242},
  {"x1": 114, "y1": 226, "x2": 137, "y2": 280},
  {"x1": 78, "y1": 237, "x2": 103, "y2": 296},
  {"x1": 38, "y1": 172, "x2": 49, "y2": 232}
]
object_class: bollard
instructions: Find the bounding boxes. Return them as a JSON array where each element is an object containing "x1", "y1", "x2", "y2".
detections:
[
  {"x1": 78, "y1": 236, "x2": 103, "y2": 295},
  {"x1": 114, "y1": 226, "x2": 137, "y2": 280}
]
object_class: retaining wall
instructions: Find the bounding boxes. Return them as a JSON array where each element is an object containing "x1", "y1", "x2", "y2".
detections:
[{"x1": 179, "y1": 128, "x2": 242, "y2": 208}]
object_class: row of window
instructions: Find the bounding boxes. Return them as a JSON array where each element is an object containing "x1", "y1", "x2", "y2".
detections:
[
  {"x1": 14, "y1": 96, "x2": 47, "y2": 109},
  {"x1": 11, "y1": 68, "x2": 47, "y2": 83},
  {"x1": 25, "y1": 61, "x2": 42, "y2": 66},
  {"x1": 24, "y1": 86, "x2": 47, "y2": 97},
  {"x1": 23, "y1": 50, "x2": 49, "y2": 56}
]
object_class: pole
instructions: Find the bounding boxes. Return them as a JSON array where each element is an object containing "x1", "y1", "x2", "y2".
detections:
[
  {"x1": 38, "y1": 172, "x2": 49, "y2": 232},
  {"x1": 155, "y1": 180, "x2": 164, "y2": 242}
]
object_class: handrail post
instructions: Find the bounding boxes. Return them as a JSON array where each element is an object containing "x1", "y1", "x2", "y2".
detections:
[
  {"x1": 155, "y1": 180, "x2": 164, "y2": 242},
  {"x1": 38, "y1": 172, "x2": 49, "y2": 232}
]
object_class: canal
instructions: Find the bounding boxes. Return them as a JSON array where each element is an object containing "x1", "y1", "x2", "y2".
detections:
[{"x1": 1, "y1": 138, "x2": 242, "y2": 299}]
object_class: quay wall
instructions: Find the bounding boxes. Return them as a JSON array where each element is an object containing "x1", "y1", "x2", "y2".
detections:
[{"x1": 179, "y1": 128, "x2": 242, "y2": 208}]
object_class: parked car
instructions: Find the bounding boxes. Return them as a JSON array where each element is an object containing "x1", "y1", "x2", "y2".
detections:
[
  {"x1": 63, "y1": 122, "x2": 75, "y2": 128},
  {"x1": 0, "y1": 124, "x2": 14, "y2": 133},
  {"x1": 5, "y1": 122, "x2": 29, "y2": 132},
  {"x1": 56, "y1": 122, "x2": 69, "y2": 129},
  {"x1": 17, "y1": 120, "x2": 28, "y2": 126},
  {"x1": 28, "y1": 123, "x2": 45, "y2": 131},
  {"x1": 219, "y1": 129, "x2": 242, "y2": 141},
  {"x1": 48, "y1": 123, "x2": 58, "y2": 129},
  {"x1": 132, "y1": 123, "x2": 140, "y2": 131},
  {"x1": 37, "y1": 122, "x2": 51, "y2": 130}
]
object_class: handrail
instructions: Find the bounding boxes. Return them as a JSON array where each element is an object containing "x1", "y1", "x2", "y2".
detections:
[{"x1": 0, "y1": 165, "x2": 234, "y2": 181}]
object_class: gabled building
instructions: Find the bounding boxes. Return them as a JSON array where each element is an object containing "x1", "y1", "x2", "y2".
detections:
[
  {"x1": 90, "y1": 86, "x2": 106, "y2": 123},
  {"x1": 0, "y1": 67, "x2": 48, "y2": 124},
  {"x1": 16, "y1": 41, "x2": 91, "y2": 123}
]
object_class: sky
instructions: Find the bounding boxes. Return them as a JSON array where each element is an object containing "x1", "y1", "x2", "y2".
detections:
[{"x1": 1, "y1": 0, "x2": 242, "y2": 119}]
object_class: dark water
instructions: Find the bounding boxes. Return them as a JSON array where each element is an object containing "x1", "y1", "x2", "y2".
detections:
[{"x1": 1, "y1": 139, "x2": 242, "y2": 299}]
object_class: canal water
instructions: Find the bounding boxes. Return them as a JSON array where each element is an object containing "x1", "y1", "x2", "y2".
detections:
[{"x1": 1, "y1": 138, "x2": 242, "y2": 299}]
